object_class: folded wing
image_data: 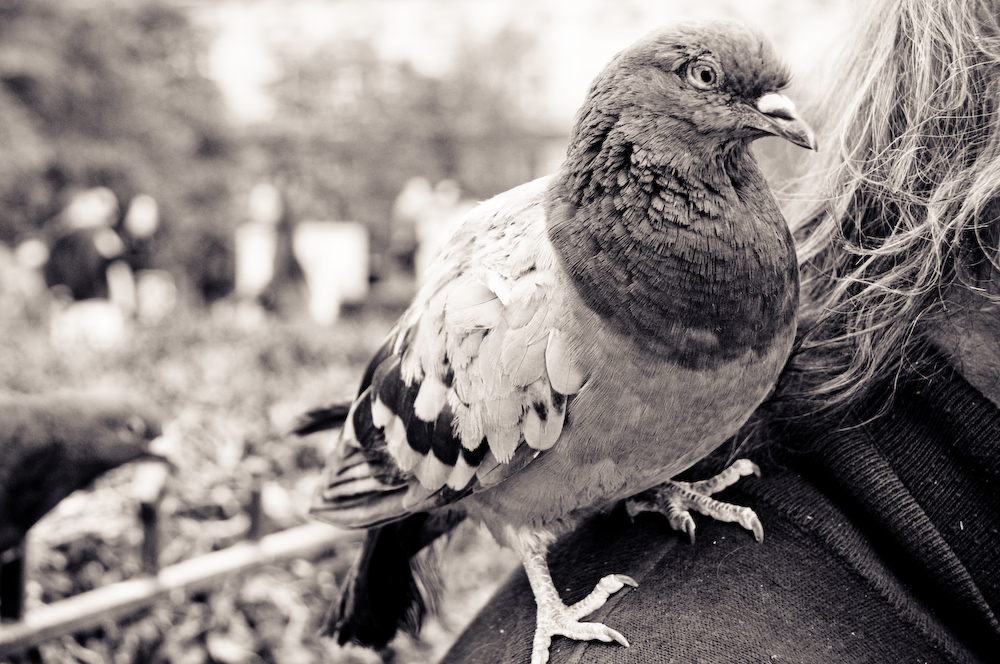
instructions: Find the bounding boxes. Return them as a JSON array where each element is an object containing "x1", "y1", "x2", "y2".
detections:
[{"x1": 311, "y1": 176, "x2": 590, "y2": 529}]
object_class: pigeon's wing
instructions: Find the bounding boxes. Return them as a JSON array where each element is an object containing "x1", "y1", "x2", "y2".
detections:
[{"x1": 311, "y1": 175, "x2": 590, "y2": 529}]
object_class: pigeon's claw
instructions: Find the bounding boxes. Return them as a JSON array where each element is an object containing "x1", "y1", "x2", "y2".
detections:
[
  {"x1": 566, "y1": 574, "x2": 637, "y2": 621},
  {"x1": 626, "y1": 459, "x2": 764, "y2": 544},
  {"x1": 518, "y1": 534, "x2": 635, "y2": 664},
  {"x1": 531, "y1": 575, "x2": 633, "y2": 664}
]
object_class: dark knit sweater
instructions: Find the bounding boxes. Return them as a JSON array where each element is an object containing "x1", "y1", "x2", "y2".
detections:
[{"x1": 440, "y1": 355, "x2": 1000, "y2": 663}]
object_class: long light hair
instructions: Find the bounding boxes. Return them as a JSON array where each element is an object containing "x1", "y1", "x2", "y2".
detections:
[{"x1": 778, "y1": 0, "x2": 1000, "y2": 419}]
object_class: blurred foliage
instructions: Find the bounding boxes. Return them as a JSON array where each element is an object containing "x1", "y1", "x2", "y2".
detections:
[
  {"x1": 250, "y1": 25, "x2": 550, "y2": 264},
  {"x1": 0, "y1": 0, "x2": 557, "y2": 300},
  {"x1": 1, "y1": 305, "x2": 380, "y2": 663},
  {"x1": 2, "y1": 307, "x2": 518, "y2": 663},
  {"x1": 0, "y1": 4, "x2": 535, "y2": 659},
  {"x1": 0, "y1": 0, "x2": 239, "y2": 293}
]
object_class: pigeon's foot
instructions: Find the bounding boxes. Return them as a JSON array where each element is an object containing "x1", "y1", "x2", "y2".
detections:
[
  {"x1": 531, "y1": 573, "x2": 635, "y2": 664},
  {"x1": 512, "y1": 528, "x2": 636, "y2": 664},
  {"x1": 626, "y1": 458, "x2": 764, "y2": 544}
]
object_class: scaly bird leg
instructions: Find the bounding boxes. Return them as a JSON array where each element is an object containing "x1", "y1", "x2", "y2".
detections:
[
  {"x1": 512, "y1": 529, "x2": 636, "y2": 664},
  {"x1": 626, "y1": 458, "x2": 764, "y2": 544}
]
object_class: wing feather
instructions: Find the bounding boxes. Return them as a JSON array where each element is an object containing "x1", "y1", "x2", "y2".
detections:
[
  {"x1": 545, "y1": 328, "x2": 589, "y2": 394},
  {"x1": 450, "y1": 329, "x2": 485, "y2": 370},
  {"x1": 413, "y1": 376, "x2": 449, "y2": 422},
  {"x1": 414, "y1": 452, "x2": 452, "y2": 490},
  {"x1": 444, "y1": 280, "x2": 504, "y2": 329},
  {"x1": 478, "y1": 323, "x2": 514, "y2": 392},
  {"x1": 446, "y1": 455, "x2": 479, "y2": 490},
  {"x1": 371, "y1": 396, "x2": 394, "y2": 429},
  {"x1": 500, "y1": 330, "x2": 548, "y2": 386},
  {"x1": 312, "y1": 175, "x2": 594, "y2": 529},
  {"x1": 520, "y1": 383, "x2": 566, "y2": 451},
  {"x1": 474, "y1": 444, "x2": 541, "y2": 490}
]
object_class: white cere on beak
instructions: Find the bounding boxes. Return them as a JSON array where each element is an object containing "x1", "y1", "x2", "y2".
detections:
[{"x1": 756, "y1": 93, "x2": 798, "y2": 118}]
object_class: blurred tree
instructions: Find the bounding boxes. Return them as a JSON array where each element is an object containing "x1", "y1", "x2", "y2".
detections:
[
  {"x1": 0, "y1": 0, "x2": 240, "y2": 302},
  {"x1": 254, "y1": 24, "x2": 551, "y2": 277}
]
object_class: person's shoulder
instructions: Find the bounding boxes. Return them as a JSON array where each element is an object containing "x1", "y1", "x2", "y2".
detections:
[{"x1": 441, "y1": 468, "x2": 977, "y2": 664}]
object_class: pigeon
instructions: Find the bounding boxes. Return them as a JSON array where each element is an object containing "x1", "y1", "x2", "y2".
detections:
[
  {"x1": 0, "y1": 392, "x2": 165, "y2": 554},
  {"x1": 306, "y1": 19, "x2": 813, "y2": 663}
]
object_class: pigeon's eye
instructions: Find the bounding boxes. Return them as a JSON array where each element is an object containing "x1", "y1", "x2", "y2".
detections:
[
  {"x1": 686, "y1": 61, "x2": 720, "y2": 90},
  {"x1": 123, "y1": 415, "x2": 147, "y2": 438}
]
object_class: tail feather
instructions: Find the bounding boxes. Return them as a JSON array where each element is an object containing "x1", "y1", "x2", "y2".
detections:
[
  {"x1": 293, "y1": 402, "x2": 352, "y2": 436},
  {"x1": 329, "y1": 510, "x2": 465, "y2": 647}
]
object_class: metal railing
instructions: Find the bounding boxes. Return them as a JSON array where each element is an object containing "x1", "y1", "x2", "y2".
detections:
[{"x1": 0, "y1": 462, "x2": 357, "y2": 658}]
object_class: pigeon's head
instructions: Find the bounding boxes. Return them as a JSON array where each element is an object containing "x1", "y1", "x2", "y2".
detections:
[
  {"x1": 58, "y1": 394, "x2": 168, "y2": 471},
  {"x1": 580, "y1": 19, "x2": 816, "y2": 153}
]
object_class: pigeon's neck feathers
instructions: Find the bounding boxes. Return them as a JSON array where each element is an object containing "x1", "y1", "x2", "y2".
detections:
[
  {"x1": 561, "y1": 100, "x2": 759, "y2": 209},
  {"x1": 546, "y1": 113, "x2": 798, "y2": 369}
]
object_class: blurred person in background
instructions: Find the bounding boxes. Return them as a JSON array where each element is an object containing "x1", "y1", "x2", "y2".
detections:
[
  {"x1": 43, "y1": 187, "x2": 123, "y2": 302},
  {"x1": 388, "y1": 176, "x2": 433, "y2": 275},
  {"x1": 440, "y1": 0, "x2": 1000, "y2": 661},
  {"x1": 388, "y1": 177, "x2": 477, "y2": 286}
]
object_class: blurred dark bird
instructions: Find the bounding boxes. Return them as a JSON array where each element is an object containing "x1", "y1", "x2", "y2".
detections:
[
  {"x1": 305, "y1": 19, "x2": 813, "y2": 663},
  {"x1": 0, "y1": 393, "x2": 165, "y2": 554}
]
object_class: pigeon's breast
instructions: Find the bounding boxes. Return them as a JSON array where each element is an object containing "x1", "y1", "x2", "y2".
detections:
[
  {"x1": 547, "y1": 151, "x2": 799, "y2": 370},
  {"x1": 552, "y1": 211, "x2": 798, "y2": 370}
]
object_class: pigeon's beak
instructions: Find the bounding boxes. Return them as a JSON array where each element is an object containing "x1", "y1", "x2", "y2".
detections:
[
  {"x1": 754, "y1": 93, "x2": 817, "y2": 151},
  {"x1": 144, "y1": 432, "x2": 178, "y2": 470}
]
